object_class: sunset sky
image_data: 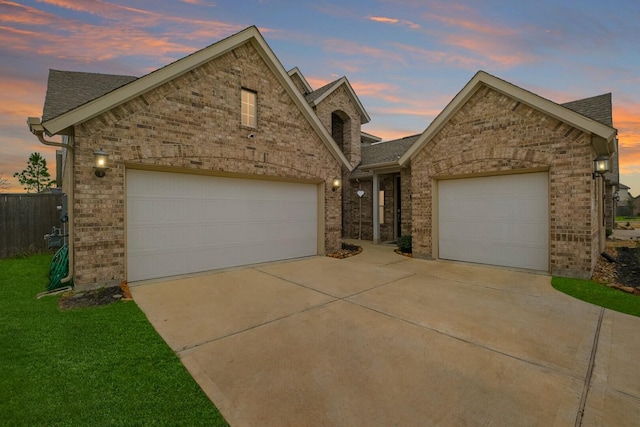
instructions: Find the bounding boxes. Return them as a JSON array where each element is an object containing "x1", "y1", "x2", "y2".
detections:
[{"x1": 1, "y1": 0, "x2": 639, "y2": 194}]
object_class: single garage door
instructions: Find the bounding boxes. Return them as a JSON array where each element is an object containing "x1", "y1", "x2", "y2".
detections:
[
  {"x1": 438, "y1": 172, "x2": 548, "y2": 271},
  {"x1": 126, "y1": 170, "x2": 318, "y2": 282}
]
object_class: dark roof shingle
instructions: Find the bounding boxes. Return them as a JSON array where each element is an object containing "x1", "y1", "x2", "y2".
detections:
[
  {"x1": 351, "y1": 134, "x2": 420, "y2": 178},
  {"x1": 561, "y1": 93, "x2": 612, "y2": 127},
  {"x1": 43, "y1": 70, "x2": 137, "y2": 121},
  {"x1": 304, "y1": 78, "x2": 342, "y2": 104}
]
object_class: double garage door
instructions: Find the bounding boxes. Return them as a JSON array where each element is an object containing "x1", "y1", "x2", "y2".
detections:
[
  {"x1": 126, "y1": 170, "x2": 318, "y2": 282},
  {"x1": 438, "y1": 172, "x2": 549, "y2": 272}
]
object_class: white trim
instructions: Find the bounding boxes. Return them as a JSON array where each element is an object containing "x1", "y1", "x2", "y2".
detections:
[
  {"x1": 41, "y1": 26, "x2": 353, "y2": 171},
  {"x1": 307, "y1": 77, "x2": 371, "y2": 124},
  {"x1": 399, "y1": 70, "x2": 617, "y2": 166},
  {"x1": 372, "y1": 173, "x2": 380, "y2": 243},
  {"x1": 287, "y1": 67, "x2": 313, "y2": 93}
]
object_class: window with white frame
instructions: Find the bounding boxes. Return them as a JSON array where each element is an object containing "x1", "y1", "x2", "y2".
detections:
[{"x1": 241, "y1": 89, "x2": 257, "y2": 128}]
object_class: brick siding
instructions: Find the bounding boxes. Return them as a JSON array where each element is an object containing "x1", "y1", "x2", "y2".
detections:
[
  {"x1": 70, "y1": 42, "x2": 342, "y2": 288},
  {"x1": 411, "y1": 86, "x2": 600, "y2": 278},
  {"x1": 313, "y1": 85, "x2": 362, "y2": 168}
]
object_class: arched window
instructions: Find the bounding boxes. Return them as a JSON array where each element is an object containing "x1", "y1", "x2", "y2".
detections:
[
  {"x1": 331, "y1": 112, "x2": 345, "y2": 151},
  {"x1": 332, "y1": 110, "x2": 352, "y2": 154}
]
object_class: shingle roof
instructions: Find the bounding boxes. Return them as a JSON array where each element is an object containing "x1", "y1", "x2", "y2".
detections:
[
  {"x1": 561, "y1": 93, "x2": 612, "y2": 127},
  {"x1": 360, "y1": 131, "x2": 382, "y2": 144},
  {"x1": 42, "y1": 70, "x2": 137, "y2": 121},
  {"x1": 562, "y1": 93, "x2": 618, "y2": 181},
  {"x1": 351, "y1": 134, "x2": 420, "y2": 178},
  {"x1": 304, "y1": 78, "x2": 342, "y2": 104}
]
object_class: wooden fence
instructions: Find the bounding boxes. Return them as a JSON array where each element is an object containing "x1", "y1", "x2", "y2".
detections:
[{"x1": 0, "y1": 193, "x2": 64, "y2": 258}]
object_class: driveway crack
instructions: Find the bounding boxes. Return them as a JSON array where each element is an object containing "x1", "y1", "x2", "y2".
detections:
[{"x1": 574, "y1": 306, "x2": 605, "y2": 427}]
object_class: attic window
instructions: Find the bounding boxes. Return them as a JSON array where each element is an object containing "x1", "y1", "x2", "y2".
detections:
[{"x1": 241, "y1": 89, "x2": 257, "y2": 128}]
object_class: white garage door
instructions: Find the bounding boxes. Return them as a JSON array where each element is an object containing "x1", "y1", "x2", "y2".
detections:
[
  {"x1": 126, "y1": 170, "x2": 318, "y2": 282},
  {"x1": 438, "y1": 172, "x2": 549, "y2": 271}
]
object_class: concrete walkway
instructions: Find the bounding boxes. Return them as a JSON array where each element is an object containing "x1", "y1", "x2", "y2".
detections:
[{"x1": 131, "y1": 241, "x2": 640, "y2": 426}]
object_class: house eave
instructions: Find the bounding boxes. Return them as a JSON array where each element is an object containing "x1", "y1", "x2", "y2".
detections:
[
  {"x1": 359, "y1": 161, "x2": 401, "y2": 172},
  {"x1": 308, "y1": 77, "x2": 371, "y2": 125},
  {"x1": 39, "y1": 26, "x2": 352, "y2": 172},
  {"x1": 399, "y1": 70, "x2": 618, "y2": 166}
]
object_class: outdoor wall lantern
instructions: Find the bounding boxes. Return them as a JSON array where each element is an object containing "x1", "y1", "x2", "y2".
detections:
[
  {"x1": 332, "y1": 177, "x2": 342, "y2": 192},
  {"x1": 93, "y1": 148, "x2": 109, "y2": 178},
  {"x1": 592, "y1": 155, "x2": 609, "y2": 179},
  {"x1": 614, "y1": 191, "x2": 620, "y2": 202}
]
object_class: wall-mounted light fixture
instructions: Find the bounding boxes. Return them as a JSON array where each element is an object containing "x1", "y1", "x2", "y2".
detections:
[
  {"x1": 93, "y1": 148, "x2": 109, "y2": 178},
  {"x1": 614, "y1": 191, "x2": 620, "y2": 203},
  {"x1": 592, "y1": 155, "x2": 609, "y2": 179},
  {"x1": 332, "y1": 177, "x2": 341, "y2": 192}
]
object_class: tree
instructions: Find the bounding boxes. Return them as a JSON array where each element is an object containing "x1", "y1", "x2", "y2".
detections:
[
  {"x1": 0, "y1": 173, "x2": 9, "y2": 192},
  {"x1": 626, "y1": 193, "x2": 636, "y2": 217},
  {"x1": 13, "y1": 152, "x2": 54, "y2": 193}
]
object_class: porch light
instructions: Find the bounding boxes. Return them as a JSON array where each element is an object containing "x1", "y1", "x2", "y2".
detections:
[
  {"x1": 332, "y1": 177, "x2": 341, "y2": 192},
  {"x1": 94, "y1": 148, "x2": 109, "y2": 178},
  {"x1": 592, "y1": 155, "x2": 609, "y2": 179}
]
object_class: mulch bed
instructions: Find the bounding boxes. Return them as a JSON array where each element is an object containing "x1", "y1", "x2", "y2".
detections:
[
  {"x1": 592, "y1": 240, "x2": 640, "y2": 295},
  {"x1": 326, "y1": 243, "x2": 363, "y2": 259},
  {"x1": 58, "y1": 282, "x2": 133, "y2": 310}
]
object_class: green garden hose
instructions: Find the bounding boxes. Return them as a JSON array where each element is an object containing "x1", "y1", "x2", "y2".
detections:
[{"x1": 48, "y1": 244, "x2": 72, "y2": 291}]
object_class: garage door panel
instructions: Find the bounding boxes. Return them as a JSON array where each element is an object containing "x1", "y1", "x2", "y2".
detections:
[
  {"x1": 127, "y1": 170, "x2": 318, "y2": 282},
  {"x1": 438, "y1": 173, "x2": 549, "y2": 272}
]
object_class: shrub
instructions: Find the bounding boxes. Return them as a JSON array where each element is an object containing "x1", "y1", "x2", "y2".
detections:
[
  {"x1": 398, "y1": 235, "x2": 412, "y2": 253},
  {"x1": 606, "y1": 229, "x2": 613, "y2": 238}
]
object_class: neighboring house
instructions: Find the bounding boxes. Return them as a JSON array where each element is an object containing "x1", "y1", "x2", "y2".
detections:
[
  {"x1": 28, "y1": 26, "x2": 618, "y2": 288},
  {"x1": 615, "y1": 183, "x2": 632, "y2": 216},
  {"x1": 344, "y1": 72, "x2": 617, "y2": 279},
  {"x1": 617, "y1": 183, "x2": 631, "y2": 205}
]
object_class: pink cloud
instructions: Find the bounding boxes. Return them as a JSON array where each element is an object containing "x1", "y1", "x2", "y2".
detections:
[
  {"x1": 322, "y1": 39, "x2": 406, "y2": 67},
  {"x1": 443, "y1": 35, "x2": 535, "y2": 68},
  {"x1": 615, "y1": 104, "x2": 640, "y2": 175},
  {"x1": 1, "y1": 1, "x2": 243, "y2": 66},
  {"x1": 362, "y1": 125, "x2": 419, "y2": 142},
  {"x1": 350, "y1": 81, "x2": 405, "y2": 103},
  {"x1": 36, "y1": 0, "x2": 157, "y2": 20},
  {"x1": 0, "y1": 0, "x2": 55, "y2": 25},
  {"x1": 425, "y1": 13, "x2": 515, "y2": 37},
  {"x1": 369, "y1": 16, "x2": 420, "y2": 29},
  {"x1": 0, "y1": 74, "x2": 60, "y2": 192},
  {"x1": 179, "y1": 0, "x2": 216, "y2": 6},
  {"x1": 391, "y1": 42, "x2": 482, "y2": 68}
]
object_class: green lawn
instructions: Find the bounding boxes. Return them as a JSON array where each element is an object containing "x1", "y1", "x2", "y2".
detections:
[
  {"x1": 0, "y1": 254, "x2": 228, "y2": 426},
  {"x1": 616, "y1": 216, "x2": 640, "y2": 221},
  {"x1": 552, "y1": 276, "x2": 640, "y2": 317}
]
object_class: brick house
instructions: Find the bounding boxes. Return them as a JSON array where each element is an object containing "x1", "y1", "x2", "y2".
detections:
[
  {"x1": 29, "y1": 26, "x2": 617, "y2": 287},
  {"x1": 29, "y1": 26, "x2": 365, "y2": 287},
  {"x1": 345, "y1": 72, "x2": 617, "y2": 279}
]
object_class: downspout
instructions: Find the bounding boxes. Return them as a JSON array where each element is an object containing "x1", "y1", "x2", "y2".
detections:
[{"x1": 28, "y1": 117, "x2": 74, "y2": 285}]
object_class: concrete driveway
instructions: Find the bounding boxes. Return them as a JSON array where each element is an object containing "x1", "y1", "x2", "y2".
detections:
[{"x1": 131, "y1": 241, "x2": 640, "y2": 426}]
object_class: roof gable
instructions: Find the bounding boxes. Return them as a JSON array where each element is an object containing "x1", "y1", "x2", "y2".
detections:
[
  {"x1": 36, "y1": 26, "x2": 352, "y2": 171},
  {"x1": 305, "y1": 77, "x2": 371, "y2": 124},
  {"x1": 399, "y1": 71, "x2": 617, "y2": 166},
  {"x1": 287, "y1": 67, "x2": 313, "y2": 94}
]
